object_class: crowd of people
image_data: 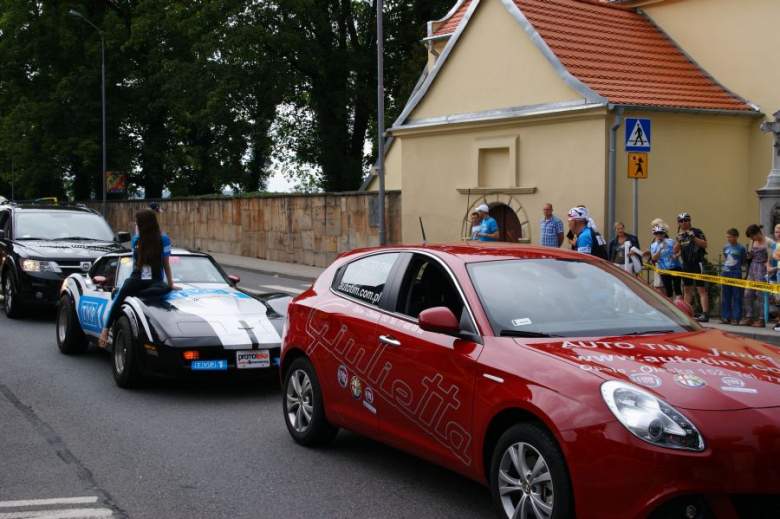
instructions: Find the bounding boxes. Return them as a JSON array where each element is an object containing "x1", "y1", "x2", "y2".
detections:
[{"x1": 535, "y1": 204, "x2": 780, "y2": 330}]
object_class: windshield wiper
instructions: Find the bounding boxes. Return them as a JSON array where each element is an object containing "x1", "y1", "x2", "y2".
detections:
[
  {"x1": 623, "y1": 330, "x2": 676, "y2": 336},
  {"x1": 57, "y1": 237, "x2": 104, "y2": 241},
  {"x1": 499, "y1": 329, "x2": 562, "y2": 338},
  {"x1": 15, "y1": 237, "x2": 51, "y2": 241}
]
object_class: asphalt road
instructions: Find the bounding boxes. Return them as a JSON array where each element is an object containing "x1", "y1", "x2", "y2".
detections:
[{"x1": 0, "y1": 272, "x2": 494, "y2": 519}]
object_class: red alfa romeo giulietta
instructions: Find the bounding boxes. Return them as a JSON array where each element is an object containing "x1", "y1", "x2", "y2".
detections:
[{"x1": 279, "y1": 244, "x2": 780, "y2": 519}]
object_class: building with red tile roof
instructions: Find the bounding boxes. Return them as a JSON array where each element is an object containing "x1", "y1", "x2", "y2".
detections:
[{"x1": 364, "y1": 0, "x2": 775, "y2": 252}]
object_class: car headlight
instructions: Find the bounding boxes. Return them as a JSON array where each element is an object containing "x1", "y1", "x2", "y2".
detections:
[
  {"x1": 21, "y1": 259, "x2": 60, "y2": 273},
  {"x1": 601, "y1": 380, "x2": 705, "y2": 452}
]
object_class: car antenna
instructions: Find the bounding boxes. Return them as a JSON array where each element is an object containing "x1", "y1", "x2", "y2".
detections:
[{"x1": 419, "y1": 217, "x2": 428, "y2": 245}]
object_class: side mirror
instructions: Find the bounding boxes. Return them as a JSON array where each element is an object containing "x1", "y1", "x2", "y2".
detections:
[
  {"x1": 92, "y1": 276, "x2": 107, "y2": 287},
  {"x1": 117, "y1": 231, "x2": 132, "y2": 243},
  {"x1": 418, "y1": 306, "x2": 461, "y2": 336},
  {"x1": 228, "y1": 274, "x2": 240, "y2": 285},
  {"x1": 674, "y1": 299, "x2": 694, "y2": 318}
]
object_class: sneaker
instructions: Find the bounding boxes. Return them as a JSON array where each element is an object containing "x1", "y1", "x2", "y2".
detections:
[
  {"x1": 752, "y1": 319, "x2": 766, "y2": 328},
  {"x1": 696, "y1": 314, "x2": 709, "y2": 323},
  {"x1": 719, "y1": 319, "x2": 731, "y2": 324},
  {"x1": 732, "y1": 319, "x2": 741, "y2": 325},
  {"x1": 774, "y1": 324, "x2": 780, "y2": 332},
  {"x1": 738, "y1": 318, "x2": 754, "y2": 326}
]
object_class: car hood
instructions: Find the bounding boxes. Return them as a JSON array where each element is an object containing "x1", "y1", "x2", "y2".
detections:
[
  {"x1": 515, "y1": 329, "x2": 780, "y2": 411},
  {"x1": 137, "y1": 283, "x2": 286, "y2": 348},
  {"x1": 15, "y1": 239, "x2": 124, "y2": 260}
]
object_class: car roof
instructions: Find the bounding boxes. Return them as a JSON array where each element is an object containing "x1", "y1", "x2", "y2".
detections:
[
  {"x1": 341, "y1": 242, "x2": 591, "y2": 265},
  {"x1": 3, "y1": 204, "x2": 100, "y2": 215}
]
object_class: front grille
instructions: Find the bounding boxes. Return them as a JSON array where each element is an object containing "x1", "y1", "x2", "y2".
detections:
[{"x1": 731, "y1": 494, "x2": 780, "y2": 519}]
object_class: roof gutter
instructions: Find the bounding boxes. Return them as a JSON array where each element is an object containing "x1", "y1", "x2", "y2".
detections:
[
  {"x1": 608, "y1": 107, "x2": 624, "y2": 240},
  {"x1": 615, "y1": 104, "x2": 762, "y2": 118}
]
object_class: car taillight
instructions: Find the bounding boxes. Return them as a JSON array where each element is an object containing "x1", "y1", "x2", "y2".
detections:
[{"x1": 183, "y1": 350, "x2": 200, "y2": 361}]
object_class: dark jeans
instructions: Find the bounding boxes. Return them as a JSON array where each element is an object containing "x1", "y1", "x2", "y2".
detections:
[
  {"x1": 720, "y1": 271, "x2": 743, "y2": 321},
  {"x1": 104, "y1": 277, "x2": 170, "y2": 330}
]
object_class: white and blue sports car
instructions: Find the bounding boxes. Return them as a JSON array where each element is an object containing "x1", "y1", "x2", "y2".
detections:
[{"x1": 55, "y1": 248, "x2": 292, "y2": 388}]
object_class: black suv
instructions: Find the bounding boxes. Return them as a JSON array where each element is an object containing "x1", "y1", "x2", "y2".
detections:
[{"x1": 0, "y1": 203, "x2": 131, "y2": 318}]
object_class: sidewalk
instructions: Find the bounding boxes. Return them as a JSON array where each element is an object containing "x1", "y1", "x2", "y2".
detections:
[
  {"x1": 703, "y1": 321, "x2": 780, "y2": 347},
  {"x1": 209, "y1": 252, "x2": 325, "y2": 282}
]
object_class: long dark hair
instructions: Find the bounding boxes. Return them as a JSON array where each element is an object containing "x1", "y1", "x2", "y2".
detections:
[
  {"x1": 746, "y1": 224, "x2": 763, "y2": 239},
  {"x1": 135, "y1": 209, "x2": 162, "y2": 267}
]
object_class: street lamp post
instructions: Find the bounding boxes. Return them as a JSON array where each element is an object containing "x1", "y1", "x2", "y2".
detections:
[
  {"x1": 69, "y1": 9, "x2": 106, "y2": 216},
  {"x1": 376, "y1": 0, "x2": 386, "y2": 246}
]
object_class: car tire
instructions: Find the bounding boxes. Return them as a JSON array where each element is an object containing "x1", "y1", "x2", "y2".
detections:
[
  {"x1": 490, "y1": 423, "x2": 574, "y2": 519},
  {"x1": 3, "y1": 272, "x2": 24, "y2": 319},
  {"x1": 283, "y1": 357, "x2": 338, "y2": 447},
  {"x1": 111, "y1": 316, "x2": 142, "y2": 388},
  {"x1": 56, "y1": 294, "x2": 88, "y2": 355}
]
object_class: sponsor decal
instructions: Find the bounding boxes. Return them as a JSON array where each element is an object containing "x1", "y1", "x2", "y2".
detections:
[
  {"x1": 166, "y1": 288, "x2": 251, "y2": 300},
  {"x1": 674, "y1": 374, "x2": 707, "y2": 389},
  {"x1": 350, "y1": 376, "x2": 362, "y2": 399},
  {"x1": 363, "y1": 400, "x2": 377, "y2": 414},
  {"x1": 721, "y1": 377, "x2": 744, "y2": 388},
  {"x1": 78, "y1": 296, "x2": 109, "y2": 333},
  {"x1": 236, "y1": 350, "x2": 270, "y2": 369},
  {"x1": 629, "y1": 373, "x2": 662, "y2": 388},
  {"x1": 364, "y1": 386, "x2": 374, "y2": 405},
  {"x1": 306, "y1": 300, "x2": 473, "y2": 466},
  {"x1": 80, "y1": 261, "x2": 92, "y2": 272},
  {"x1": 338, "y1": 365, "x2": 348, "y2": 388}
]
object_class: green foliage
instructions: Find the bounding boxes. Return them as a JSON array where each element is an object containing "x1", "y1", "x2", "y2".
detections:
[{"x1": 0, "y1": 0, "x2": 456, "y2": 196}]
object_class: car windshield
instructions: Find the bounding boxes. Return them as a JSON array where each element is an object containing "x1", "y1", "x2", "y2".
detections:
[
  {"x1": 15, "y1": 212, "x2": 115, "y2": 241},
  {"x1": 116, "y1": 255, "x2": 227, "y2": 286},
  {"x1": 467, "y1": 259, "x2": 700, "y2": 337}
]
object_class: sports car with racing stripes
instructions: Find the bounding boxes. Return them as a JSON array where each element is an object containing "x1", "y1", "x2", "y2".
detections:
[{"x1": 56, "y1": 248, "x2": 291, "y2": 387}]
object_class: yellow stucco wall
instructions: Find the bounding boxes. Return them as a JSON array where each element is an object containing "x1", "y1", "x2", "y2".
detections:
[
  {"x1": 615, "y1": 111, "x2": 754, "y2": 252},
  {"x1": 643, "y1": 0, "x2": 778, "y2": 225},
  {"x1": 395, "y1": 112, "x2": 607, "y2": 244},
  {"x1": 411, "y1": 0, "x2": 583, "y2": 120}
]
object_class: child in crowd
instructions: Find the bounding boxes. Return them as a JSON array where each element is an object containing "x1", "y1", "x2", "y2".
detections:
[
  {"x1": 650, "y1": 224, "x2": 682, "y2": 301},
  {"x1": 721, "y1": 228, "x2": 747, "y2": 325}
]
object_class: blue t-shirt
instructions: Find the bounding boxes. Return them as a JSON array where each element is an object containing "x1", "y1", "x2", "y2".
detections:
[
  {"x1": 650, "y1": 238, "x2": 680, "y2": 270},
  {"x1": 576, "y1": 227, "x2": 593, "y2": 254},
  {"x1": 479, "y1": 217, "x2": 499, "y2": 242},
  {"x1": 130, "y1": 233, "x2": 172, "y2": 280},
  {"x1": 722, "y1": 243, "x2": 747, "y2": 274}
]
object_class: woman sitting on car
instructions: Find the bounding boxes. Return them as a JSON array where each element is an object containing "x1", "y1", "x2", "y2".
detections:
[{"x1": 99, "y1": 209, "x2": 180, "y2": 347}]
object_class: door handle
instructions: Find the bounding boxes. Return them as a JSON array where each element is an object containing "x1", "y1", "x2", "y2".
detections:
[{"x1": 379, "y1": 335, "x2": 401, "y2": 347}]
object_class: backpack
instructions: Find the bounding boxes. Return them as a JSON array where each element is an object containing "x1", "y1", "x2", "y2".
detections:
[{"x1": 589, "y1": 228, "x2": 608, "y2": 260}]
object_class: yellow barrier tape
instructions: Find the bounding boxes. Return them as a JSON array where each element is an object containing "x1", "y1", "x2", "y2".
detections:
[{"x1": 643, "y1": 263, "x2": 780, "y2": 294}]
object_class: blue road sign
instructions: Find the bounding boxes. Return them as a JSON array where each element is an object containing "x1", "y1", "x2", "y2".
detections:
[{"x1": 625, "y1": 118, "x2": 651, "y2": 152}]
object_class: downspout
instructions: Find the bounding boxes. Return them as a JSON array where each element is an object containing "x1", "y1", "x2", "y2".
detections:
[{"x1": 608, "y1": 106, "x2": 624, "y2": 241}]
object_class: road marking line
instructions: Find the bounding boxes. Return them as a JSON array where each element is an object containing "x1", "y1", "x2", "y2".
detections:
[
  {"x1": 0, "y1": 509, "x2": 113, "y2": 519},
  {"x1": 0, "y1": 498, "x2": 99, "y2": 508},
  {"x1": 262, "y1": 285, "x2": 304, "y2": 294}
]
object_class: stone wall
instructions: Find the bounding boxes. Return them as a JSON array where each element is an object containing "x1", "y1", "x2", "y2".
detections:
[{"x1": 84, "y1": 191, "x2": 402, "y2": 268}]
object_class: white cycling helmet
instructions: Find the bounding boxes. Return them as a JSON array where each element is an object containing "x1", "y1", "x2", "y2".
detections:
[
  {"x1": 567, "y1": 207, "x2": 588, "y2": 221},
  {"x1": 676, "y1": 212, "x2": 691, "y2": 222},
  {"x1": 652, "y1": 225, "x2": 667, "y2": 234}
]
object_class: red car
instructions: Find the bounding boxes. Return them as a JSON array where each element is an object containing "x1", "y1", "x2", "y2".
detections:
[{"x1": 279, "y1": 244, "x2": 780, "y2": 519}]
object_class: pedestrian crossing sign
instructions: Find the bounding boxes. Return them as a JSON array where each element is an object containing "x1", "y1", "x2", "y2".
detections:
[
  {"x1": 625, "y1": 118, "x2": 651, "y2": 152},
  {"x1": 628, "y1": 153, "x2": 648, "y2": 179}
]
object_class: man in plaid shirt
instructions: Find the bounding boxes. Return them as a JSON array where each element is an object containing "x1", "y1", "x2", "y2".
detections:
[{"x1": 540, "y1": 203, "x2": 564, "y2": 248}]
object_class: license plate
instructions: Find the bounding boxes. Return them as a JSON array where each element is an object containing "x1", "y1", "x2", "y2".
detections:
[
  {"x1": 236, "y1": 350, "x2": 270, "y2": 369},
  {"x1": 191, "y1": 360, "x2": 227, "y2": 371}
]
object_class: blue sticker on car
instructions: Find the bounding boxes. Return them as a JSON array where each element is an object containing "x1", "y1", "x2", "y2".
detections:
[
  {"x1": 165, "y1": 288, "x2": 251, "y2": 300},
  {"x1": 78, "y1": 296, "x2": 109, "y2": 333}
]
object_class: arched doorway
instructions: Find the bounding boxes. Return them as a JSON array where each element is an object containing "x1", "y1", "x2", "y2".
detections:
[{"x1": 490, "y1": 204, "x2": 523, "y2": 242}]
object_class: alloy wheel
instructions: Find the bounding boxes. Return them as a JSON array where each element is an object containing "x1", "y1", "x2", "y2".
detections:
[
  {"x1": 113, "y1": 329, "x2": 125, "y2": 374},
  {"x1": 286, "y1": 369, "x2": 313, "y2": 433},
  {"x1": 498, "y1": 442, "x2": 555, "y2": 519}
]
